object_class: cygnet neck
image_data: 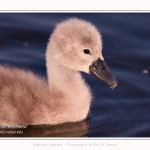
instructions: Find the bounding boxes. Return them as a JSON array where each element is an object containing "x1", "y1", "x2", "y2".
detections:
[{"x1": 47, "y1": 57, "x2": 92, "y2": 104}]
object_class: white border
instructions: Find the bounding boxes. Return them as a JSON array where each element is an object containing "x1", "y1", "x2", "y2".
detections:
[
  {"x1": 0, "y1": 10, "x2": 150, "y2": 12},
  {"x1": 0, "y1": 0, "x2": 150, "y2": 11},
  {"x1": 0, "y1": 138, "x2": 150, "y2": 149}
]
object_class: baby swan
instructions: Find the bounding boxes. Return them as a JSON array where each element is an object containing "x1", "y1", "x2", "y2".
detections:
[{"x1": 0, "y1": 18, "x2": 117, "y2": 126}]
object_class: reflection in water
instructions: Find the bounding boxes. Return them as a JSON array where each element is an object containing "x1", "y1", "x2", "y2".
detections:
[{"x1": 0, "y1": 120, "x2": 89, "y2": 137}]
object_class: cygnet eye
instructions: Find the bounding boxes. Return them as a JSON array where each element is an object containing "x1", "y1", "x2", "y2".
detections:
[{"x1": 83, "y1": 49, "x2": 91, "y2": 55}]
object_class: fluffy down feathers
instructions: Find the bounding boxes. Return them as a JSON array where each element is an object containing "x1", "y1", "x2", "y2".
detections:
[{"x1": 0, "y1": 18, "x2": 103, "y2": 125}]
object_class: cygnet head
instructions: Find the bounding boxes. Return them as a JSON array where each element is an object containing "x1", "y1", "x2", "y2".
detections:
[{"x1": 47, "y1": 18, "x2": 117, "y2": 88}]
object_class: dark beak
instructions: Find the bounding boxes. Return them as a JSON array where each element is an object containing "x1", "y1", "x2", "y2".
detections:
[{"x1": 89, "y1": 58, "x2": 117, "y2": 89}]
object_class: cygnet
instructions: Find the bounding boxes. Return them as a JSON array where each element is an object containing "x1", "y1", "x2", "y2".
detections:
[{"x1": 0, "y1": 18, "x2": 117, "y2": 126}]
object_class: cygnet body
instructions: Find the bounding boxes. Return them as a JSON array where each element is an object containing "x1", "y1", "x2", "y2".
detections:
[{"x1": 0, "y1": 18, "x2": 117, "y2": 126}]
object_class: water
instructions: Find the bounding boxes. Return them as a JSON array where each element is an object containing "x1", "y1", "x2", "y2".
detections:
[{"x1": 0, "y1": 13, "x2": 150, "y2": 137}]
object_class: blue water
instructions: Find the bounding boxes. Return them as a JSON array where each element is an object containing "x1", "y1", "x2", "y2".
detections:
[{"x1": 0, "y1": 13, "x2": 150, "y2": 137}]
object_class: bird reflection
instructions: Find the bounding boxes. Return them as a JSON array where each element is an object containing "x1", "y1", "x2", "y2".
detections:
[{"x1": 0, "y1": 120, "x2": 89, "y2": 137}]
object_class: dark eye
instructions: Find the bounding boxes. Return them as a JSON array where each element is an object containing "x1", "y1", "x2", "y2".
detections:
[{"x1": 84, "y1": 49, "x2": 91, "y2": 55}]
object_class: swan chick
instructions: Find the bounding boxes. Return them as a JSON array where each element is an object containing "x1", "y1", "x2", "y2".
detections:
[{"x1": 0, "y1": 18, "x2": 117, "y2": 126}]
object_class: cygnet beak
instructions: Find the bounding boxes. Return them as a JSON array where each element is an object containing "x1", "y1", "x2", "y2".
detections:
[{"x1": 89, "y1": 58, "x2": 117, "y2": 89}]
